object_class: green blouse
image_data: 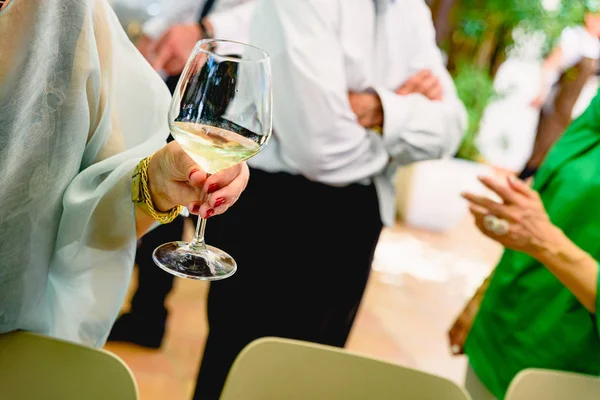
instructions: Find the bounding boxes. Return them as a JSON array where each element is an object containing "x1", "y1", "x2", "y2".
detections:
[{"x1": 465, "y1": 89, "x2": 600, "y2": 399}]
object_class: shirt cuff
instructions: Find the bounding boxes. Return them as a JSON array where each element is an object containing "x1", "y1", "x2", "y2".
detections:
[
  {"x1": 374, "y1": 88, "x2": 410, "y2": 140},
  {"x1": 372, "y1": 87, "x2": 463, "y2": 164},
  {"x1": 142, "y1": 17, "x2": 170, "y2": 40}
]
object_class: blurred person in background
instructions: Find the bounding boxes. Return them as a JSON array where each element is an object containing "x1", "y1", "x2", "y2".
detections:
[
  {"x1": 137, "y1": 0, "x2": 256, "y2": 90},
  {"x1": 189, "y1": 0, "x2": 467, "y2": 398},
  {"x1": 108, "y1": 0, "x2": 257, "y2": 349},
  {"x1": 0, "y1": 0, "x2": 248, "y2": 347},
  {"x1": 110, "y1": 0, "x2": 256, "y2": 87},
  {"x1": 450, "y1": 88, "x2": 600, "y2": 399},
  {"x1": 519, "y1": 2, "x2": 600, "y2": 180}
]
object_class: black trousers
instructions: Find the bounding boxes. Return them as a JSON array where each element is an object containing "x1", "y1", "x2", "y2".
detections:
[{"x1": 193, "y1": 168, "x2": 383, "y2": 399}]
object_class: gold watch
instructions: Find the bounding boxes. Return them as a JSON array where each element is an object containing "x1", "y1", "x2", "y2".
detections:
[{"x1": 132, "y1": 155, "x2": 183, "y2": 224}]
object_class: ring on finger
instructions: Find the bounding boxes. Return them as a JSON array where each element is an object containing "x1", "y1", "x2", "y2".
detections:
[{"x1": 483, "y1": 214, "x2": 510, "y2": 236}]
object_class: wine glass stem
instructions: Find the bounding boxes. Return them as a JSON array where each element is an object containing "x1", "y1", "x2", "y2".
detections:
[
  {"x1": 189, "y1": 173, "x2": 211, "y2": 251},
  {"x1": 190, "y1": 216, "x2": 208, "y2": 251}
]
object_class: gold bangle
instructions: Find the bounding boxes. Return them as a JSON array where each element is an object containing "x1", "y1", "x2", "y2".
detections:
[{"x1": 132, "y1": 155, "x2": 183, "y2": 224}]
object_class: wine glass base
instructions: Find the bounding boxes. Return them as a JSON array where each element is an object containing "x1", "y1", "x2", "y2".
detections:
[{"x1": 152, "y1": 241, "x2": 237, "y2": 281}]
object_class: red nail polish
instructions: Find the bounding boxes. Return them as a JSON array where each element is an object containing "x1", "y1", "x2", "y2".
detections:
[
  {"x1": 191, "y1": 204, "x2": 200, "y2": 214},
  {"x1": 205, "y1": 209, "x2": 214, "y2": 218},
  {"x1": 188, "y1": 169, "x2": 199, "y2": 181},
  {"x1": 208, "y1": 184, "x2": 219, "y2": 193},
  {"x1": 214, "y1": 197, "x2": 226, "y2": 207}
]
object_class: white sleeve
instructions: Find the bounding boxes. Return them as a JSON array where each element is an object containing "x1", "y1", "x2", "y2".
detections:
[
  {"x1": 0, "y1": 0, "x2": 171, "y2": 347},
  {"x1": 208, "y1": 1, "x2": 257, "y2": 43},
  {"x1": 142, "y1": 0, "x2": 202, "y2": 40},
  {"x1": 249, "y1": 0, "x2": 389, "y2": 185},
  {"x1": 374, "y1": 0, "x2": 467, "y2": 164},
  {"x1": 558, "y1": 26, "x2": 584, "y2": 70},
  {"x1": 52, "y1": 0, "x2": 171, "y2": 345}
]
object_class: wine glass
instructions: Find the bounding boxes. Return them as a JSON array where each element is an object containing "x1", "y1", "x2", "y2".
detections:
[{"x1": 153, "y1": 39, "x2": 272, "y2": 280}]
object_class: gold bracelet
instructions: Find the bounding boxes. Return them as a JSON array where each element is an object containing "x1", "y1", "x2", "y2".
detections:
[{"x1": 132, "y1": 155, "x2": 183, "y2": 224}]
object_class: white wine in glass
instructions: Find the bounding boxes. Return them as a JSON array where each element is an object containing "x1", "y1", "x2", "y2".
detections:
[
  {"x1": 171, "y1": 122, "x2": 261, "y2": 174},
  {"x1": 153, "y1": 39, "x2": 272, "y2": 280}
]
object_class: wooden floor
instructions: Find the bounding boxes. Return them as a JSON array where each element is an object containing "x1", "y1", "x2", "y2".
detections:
[{"x1": 104, "y1": 214, "x2": 503, "y2": 400}]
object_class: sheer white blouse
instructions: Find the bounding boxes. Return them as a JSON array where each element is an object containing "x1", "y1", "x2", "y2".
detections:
[{"x1": 0, "y1": 0, "x2": 171, "y2": 346}]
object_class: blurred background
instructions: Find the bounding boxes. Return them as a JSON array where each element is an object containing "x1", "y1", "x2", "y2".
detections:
[{"x1": 427, "y1": 0, "x2": 595, "y2": 167}]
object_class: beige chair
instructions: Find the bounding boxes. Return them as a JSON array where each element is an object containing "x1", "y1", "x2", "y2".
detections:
[
  {"x1": 220, "y1": 337, "x2": 472, "y2": 400},
  {"x1": 0, "y1": 330, "x2": 138, "y2": 400},
  {"x1": 506, "y1": 368, "x2": 600, "y2": 400}
]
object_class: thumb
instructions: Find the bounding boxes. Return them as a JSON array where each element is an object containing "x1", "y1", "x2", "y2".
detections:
[
  {"x1": 180, "y1": 152, "x2": 207, "y2": 187},
  {"x1": 164, "y1": 141, "x2": 208, "y2": 186},
  {"x1": 396, "y1": 81, "x2": 413, "y2": 95}
]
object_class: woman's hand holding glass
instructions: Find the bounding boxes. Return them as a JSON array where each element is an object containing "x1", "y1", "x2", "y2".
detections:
[
  {"x1": 147, "y1": 141, "x2": 249, "y2": 219},
  {"x1": 151, "y1": 39, "x2": 272, "y2": 280}
]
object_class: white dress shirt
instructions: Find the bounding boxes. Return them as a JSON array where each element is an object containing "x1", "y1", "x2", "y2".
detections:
[
  {"x1": 248, "y1": 0, "x2": 467, "y2": 227},
  {"x1": 142, "y1": 0, "x2": 256, "y2": 43},
  {"x1": 558, "y1": 25, "x2": 600, "y2": 70}
]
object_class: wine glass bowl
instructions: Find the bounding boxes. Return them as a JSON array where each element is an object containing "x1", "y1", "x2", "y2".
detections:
[{"x1": 153, "y1": 39, "x2": 272, "y2": 280}]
